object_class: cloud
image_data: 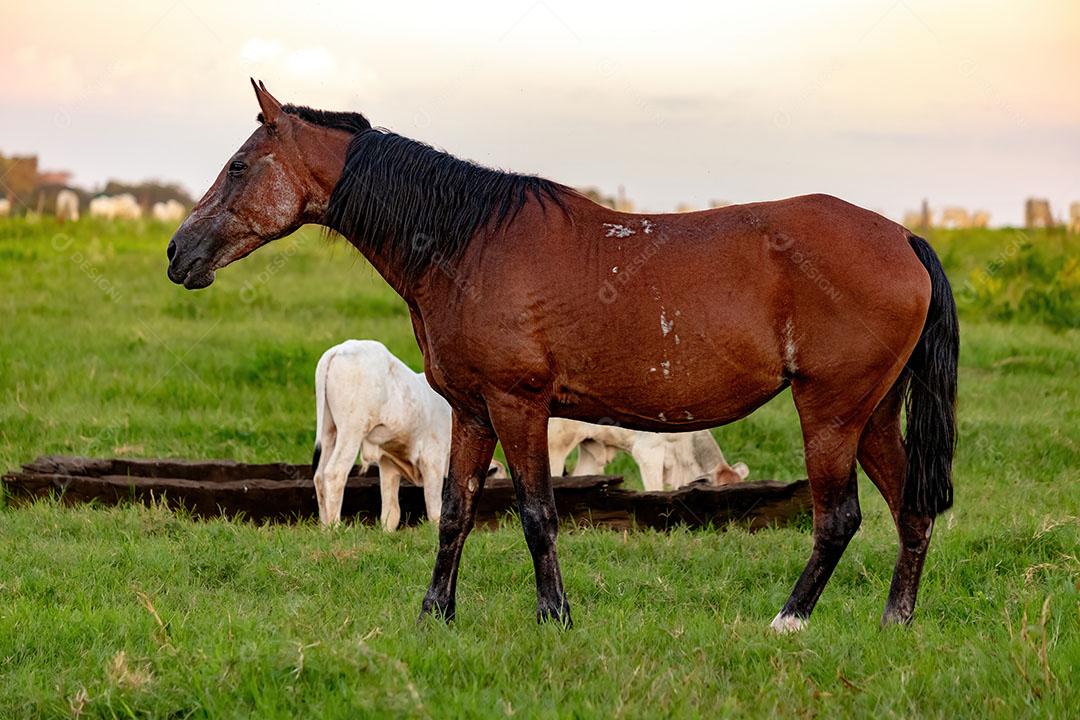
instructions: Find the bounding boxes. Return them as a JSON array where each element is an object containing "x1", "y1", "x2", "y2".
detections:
[
  {"x1": 284, "y1": 46, "x2": 336, "y2": 77},
  {"x1": 240, "y1": 38, "x2": 284, "y2": 64}
]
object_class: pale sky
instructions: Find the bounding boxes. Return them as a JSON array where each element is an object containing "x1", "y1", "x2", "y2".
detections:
[{"x1": 2, "y1": 0, "x2": 1077, "y2": 225}]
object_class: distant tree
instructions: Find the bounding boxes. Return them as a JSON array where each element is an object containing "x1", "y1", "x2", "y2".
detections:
[
  {"x1": 578, "y1": 186, "x2": 618, "y2": 210},
  {"x1": 0, "y1": 153, "x2": 39, "y2": 210}
]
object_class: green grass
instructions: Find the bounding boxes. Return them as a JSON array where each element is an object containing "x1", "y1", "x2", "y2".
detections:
[{"x1": 1, "y1": 219, "x2": 1077, "y2": 718}]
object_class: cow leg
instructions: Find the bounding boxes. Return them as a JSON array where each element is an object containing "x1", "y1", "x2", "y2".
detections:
[
  {"x1": 632, "y1": 442, "x2": 667, "y2": 491},
  {"x1": 319, "y1": 433, "x2": 363, "y2": 526},
  {"x1": 547, "y1": 425, "x2": 577, "y2": 477},
  {"x1": 573, "y1": 440, "x2": 609, "y2": 476},
  {"x1": 377, "y1": 456, "x2": 403, "y2": 531},
  {"x1": 420, "y1": 457, "x2": 445, "y2": 526}
]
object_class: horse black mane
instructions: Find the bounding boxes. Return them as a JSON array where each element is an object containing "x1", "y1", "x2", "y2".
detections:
[
  {"x1": 258, "y1": 103, "x2": 372, "y2": 135},
  {"x1": 322, "y1": 127, "x2": 571, "y2": 283}
]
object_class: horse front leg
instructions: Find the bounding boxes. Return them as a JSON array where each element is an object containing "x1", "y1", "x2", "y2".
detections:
[
  {"x1": 418, "y1": 411, "x2": 496, "y2": 623},
  {"x1": 490, "y1": 401, "x2": 571, "y2": 625}
]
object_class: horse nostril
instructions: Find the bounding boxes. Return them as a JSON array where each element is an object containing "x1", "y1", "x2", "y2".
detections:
[{"x1": 167, "y1": 240, "x2": 177, "y2": 261}]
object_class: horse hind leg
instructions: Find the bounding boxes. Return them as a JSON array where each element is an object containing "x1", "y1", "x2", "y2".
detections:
[
  {"x1": 772, "y1": 380, "x2": 869, "y2": 632},
  {"x1": 857, "y1": 380, "x2": 935, "y2": 625}
]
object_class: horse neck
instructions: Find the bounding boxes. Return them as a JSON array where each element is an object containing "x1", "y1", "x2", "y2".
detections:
[
  {"x1": 299, "y1": 126, "x2": 416, "y2": 301},
  {"x1": 339, "y1": 227, "x2": 416, "y2": 301}
]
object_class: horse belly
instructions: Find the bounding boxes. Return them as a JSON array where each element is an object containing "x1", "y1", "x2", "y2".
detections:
[{"x1": 551, "y1": 315, "x2": 784, "y2": 432}]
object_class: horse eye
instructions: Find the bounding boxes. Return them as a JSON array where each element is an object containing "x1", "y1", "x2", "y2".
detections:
[{"x1": 228, "y1": 160, "x2": 247, "y2": 177}]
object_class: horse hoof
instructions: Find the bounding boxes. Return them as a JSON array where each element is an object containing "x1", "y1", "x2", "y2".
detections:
[
  {"x1": 418, "y1": 596, "x2": 456, "y2": 624},
  {"x1": 880, "y1": 609, "x2": 914, "y2": 627},
  {"x1": 536, "y1": 599, "x2": 573, "y2": 627},
  {"x1": 770, "y1": 612, "x2": 807, "y2": 634}
]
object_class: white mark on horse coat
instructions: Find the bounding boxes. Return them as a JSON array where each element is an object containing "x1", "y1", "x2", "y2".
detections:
[
  {"x1": 660, "y1": 310, "x2": 674, "y2": 337},
  {"x1": 660, "y1": 360, "x2": 671, "y2": 378},
  {"x1": 782, "y1": 318, "x2": 798, "y2": 375},
  {"x1": 641, "y1": 218, "x2": 654, "y2": 234},
  {"x1": 603, "y1": 223, "x2": 635, "y2": 238},
  {"x1": 611, "y1": 266, "x2": 619, "y2": 273}
]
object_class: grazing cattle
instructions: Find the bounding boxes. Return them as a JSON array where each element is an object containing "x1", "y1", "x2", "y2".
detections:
[
  {"x1": 56, "y1": 189, "x2": 79, "y2": 222},
  {"x1": 939, "y1": 207, "x2": 971, "y2": 229},
  {"x1": 971, "y1": 210, "x2": 990, "y2": 228},
  {"x1": 902, "y1": 211, "x2": 926, "y2": 230},
  {"x1": 1025, "y1": 198, "x2": 1053, "y2": 229},
  {"x1": 0, "y1": 198, "x2": 10, "y2": 217},
  {"x1": 89, "y1": 194, "x2": 142, "y2": 220},
  {"x1": 547, "y1": 418, "x2": 749, "y2": 490},
  {"x1": 1068, "y1": 202, "x2": 1080, "y2": 235},
  {"x1": 312, "y1": 340, "x2": 504, "y2": 530},
  {"x1": 152, "y1": 199, "x2": 186, "y2": 223}
]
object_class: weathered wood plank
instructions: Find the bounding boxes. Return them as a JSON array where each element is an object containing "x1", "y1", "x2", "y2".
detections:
[{"x1": 3, "y1": 456, "x2": 810, "y2": 530}]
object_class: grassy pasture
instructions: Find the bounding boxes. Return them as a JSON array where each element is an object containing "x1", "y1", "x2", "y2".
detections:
[{"x1": 0, "y1": 218, "x2": 1077, "y2": 718}]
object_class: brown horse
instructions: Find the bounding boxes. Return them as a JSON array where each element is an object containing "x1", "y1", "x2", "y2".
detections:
[{"x1": 168, "y1": 81, "x2": 958, "y2": 630}]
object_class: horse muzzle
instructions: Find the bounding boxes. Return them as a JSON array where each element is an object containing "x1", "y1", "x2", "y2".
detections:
[{"x1": 167, "y1": 234, "x2": 217, "y2": 290}]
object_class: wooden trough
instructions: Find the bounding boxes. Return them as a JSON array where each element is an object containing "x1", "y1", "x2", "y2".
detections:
[{"x1": 2, "y1": 455, "x2": 811, "y2": 531}]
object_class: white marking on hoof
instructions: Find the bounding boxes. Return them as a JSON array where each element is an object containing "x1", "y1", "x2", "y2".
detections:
[{"x1": 770, "y1": 612, "x2": 807, "y2": 634}]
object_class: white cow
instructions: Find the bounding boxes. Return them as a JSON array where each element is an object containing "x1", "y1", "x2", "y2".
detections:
[
  {"x1": 56, "y1": 189, "x2": 79, "y2": 222},
  {"x1": 0, "y1": 198, "x2": 10, "y2": 217},
  {"x1": 152, "y1": 199, "x2": 186, "y2": 223},
  {"x1": 547, "y1": 418, "x2": 749, "y2": 491},
  {"x1": 312, "y1": 339, "x2": 504, "y2": 530},
  {"x1": 939, "y1": 207, "x2": 972, "y2": 229},
  {"x1": 89, "y1": 194, "x2": 142, "y2": 220}
]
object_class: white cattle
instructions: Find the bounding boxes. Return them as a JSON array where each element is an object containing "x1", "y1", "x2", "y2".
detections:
[
  {"x1": 0, "y1": 198, "x2": 10, "y2": 217},
  {"x1": 312, "y1": 339, "x2": 504, "y2": 530},
  {"x1": 89, "y1": 194, "x2": 142, "y2": 220},
  {"x1": 939, "y1": 207, "x2": 971, "y2": 229},
  {"x1": 56, "y1": 189, "x2": 79, "y2": 222},
  {"x1": 547, "y1": 418, "x2": 749, "y2": 491},
  {"x1": 152, "y1": 199, "x2": 186, "y2": 223}
]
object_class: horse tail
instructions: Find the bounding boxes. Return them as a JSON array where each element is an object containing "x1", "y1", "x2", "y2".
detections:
[
  {"x1": 312, "y1": 348, "x2": 337, "y2": 476},
  {"x1": 902, "y1": 235, "x2": 959, "y2": 517}
]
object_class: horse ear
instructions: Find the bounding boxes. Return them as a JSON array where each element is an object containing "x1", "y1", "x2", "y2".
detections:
[{"x1": 251, "y1": 78, "x2": 282, "y2": 126}]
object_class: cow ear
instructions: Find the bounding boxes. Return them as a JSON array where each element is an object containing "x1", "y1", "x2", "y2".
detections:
[{"x1": 251, "y1": 78, "x2": 282, "y2": 126}]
